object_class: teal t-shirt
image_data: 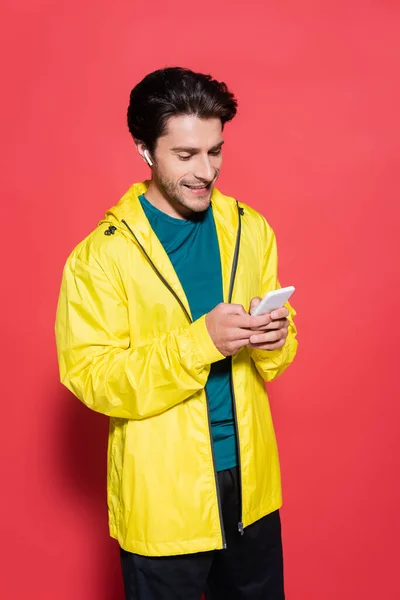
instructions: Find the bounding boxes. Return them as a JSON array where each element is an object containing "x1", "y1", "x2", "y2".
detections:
[{"x1": 138, "y1": 194, "x2": 237, "y2": 472}]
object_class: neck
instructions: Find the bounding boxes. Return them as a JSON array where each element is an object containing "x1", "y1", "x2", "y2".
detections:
[{"x1": 145, "y1": 180, "x2": 191, "y2": 220}]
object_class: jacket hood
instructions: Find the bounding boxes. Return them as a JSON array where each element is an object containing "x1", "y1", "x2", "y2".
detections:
[{"x1": 103, "y1": 181, "x2": 149, "y2": 225}]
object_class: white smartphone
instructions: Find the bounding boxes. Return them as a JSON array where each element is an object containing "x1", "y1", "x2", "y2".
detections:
[{"x1": 252, "y1": 286, "x2": 295, "y2": 317}]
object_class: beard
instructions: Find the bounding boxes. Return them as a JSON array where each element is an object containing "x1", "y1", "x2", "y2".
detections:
[{"x1": 153, "y1": 167, "x2": 220, "y2": 214}]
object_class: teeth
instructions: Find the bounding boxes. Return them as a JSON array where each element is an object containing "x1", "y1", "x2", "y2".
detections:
[{"x1": 184, "y1": 184, "x2": 207, "y2": 189}]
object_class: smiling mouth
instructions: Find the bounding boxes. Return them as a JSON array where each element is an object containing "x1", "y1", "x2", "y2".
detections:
[
  {"x1": 183, "y1": 183, "x2": 211, "y2": 190},
  {"x1": 183, "y1": 183, "x2": 211, "y2": 192}
]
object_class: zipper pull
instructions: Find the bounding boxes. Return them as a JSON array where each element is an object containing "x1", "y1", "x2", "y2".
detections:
[{"x1": 238, "y1": 521, "x2": 244, "y2": 535}]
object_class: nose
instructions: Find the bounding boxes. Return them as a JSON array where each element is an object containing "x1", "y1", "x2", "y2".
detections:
[{"x1": 193, "y1": 155, "x2": 214, "y2": 182}]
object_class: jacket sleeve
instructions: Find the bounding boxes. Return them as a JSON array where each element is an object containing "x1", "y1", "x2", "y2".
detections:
[
  {"x1": 55, "y1": 254, "x2": 224, "y2": 420},
  {"x1": 247, "y1": 217, "x2": 298, "y2": 382}
]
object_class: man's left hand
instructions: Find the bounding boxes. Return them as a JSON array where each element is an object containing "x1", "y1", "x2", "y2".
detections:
[{"x1": 247, "y1": 297, "x2": 289, "y2": 350}]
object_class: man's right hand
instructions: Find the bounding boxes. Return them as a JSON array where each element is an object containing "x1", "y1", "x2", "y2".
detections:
[{"x1": 205, "y1": 303, "x2": 273, "y2": 357}]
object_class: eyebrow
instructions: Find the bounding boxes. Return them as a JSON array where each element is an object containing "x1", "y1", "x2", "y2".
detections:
[{"x1": 171, "y1": 141, "x2": 225, "y2": 153}]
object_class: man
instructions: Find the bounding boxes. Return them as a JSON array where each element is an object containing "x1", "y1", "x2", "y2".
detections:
[{"x1": 55, "y1": 67, "x2": 298, "y2": 599}]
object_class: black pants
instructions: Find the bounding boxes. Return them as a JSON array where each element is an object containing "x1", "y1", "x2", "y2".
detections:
[{"x1": 120, "y1": 466, "x2": 285, "y2": 599}]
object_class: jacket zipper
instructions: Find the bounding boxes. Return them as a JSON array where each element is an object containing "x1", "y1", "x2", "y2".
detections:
[
  {"x1": 121, "y1": 219, "x2": 192, "y2": 323},
  {"x1": 228, "y1": 203, "x2": 244, "y2": 535},
  {"x1": 121, "y1": 217, "x2": 231, "y2": 549}
]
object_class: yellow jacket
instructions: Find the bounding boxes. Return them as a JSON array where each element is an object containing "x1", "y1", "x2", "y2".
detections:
[{"x1": 55, "y1": 181, "x2": 298, "y2": 556}]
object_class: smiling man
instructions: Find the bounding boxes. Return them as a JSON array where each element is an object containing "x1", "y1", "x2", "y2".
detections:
[{"x1": 55, "y1": 67, "x2": 298, "y2": 599}]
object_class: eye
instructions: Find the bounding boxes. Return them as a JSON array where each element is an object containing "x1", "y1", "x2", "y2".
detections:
[
  {"x1": 209, "y1": 149, "x2": 222, "y2": 156},
  {"x1": 178, "y1": 155, "x2": 192, "y2": 161}
]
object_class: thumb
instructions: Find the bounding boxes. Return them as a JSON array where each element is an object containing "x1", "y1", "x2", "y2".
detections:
[
  {"x1": 249, "y1": 297, "x2": 262, "y2": 315},
  {"x1": 226, "y1": 303, "x2": 248, "y2": 315}
]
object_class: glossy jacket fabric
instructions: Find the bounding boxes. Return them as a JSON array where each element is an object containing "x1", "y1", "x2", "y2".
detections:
[{"x1": 55, "y1": 181, "x2": 298, "y2": 557}]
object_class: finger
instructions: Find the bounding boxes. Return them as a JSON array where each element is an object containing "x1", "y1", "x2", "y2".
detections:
[
  {"x1": 249, "y1": 328, "x2": 288, "y2": 345},
  {"x1": 225, "y1": 303, "x2": 248, "y2": 316},
  {"x1": 228, "y1": 327, "x2": 253, "y2": 341},
  {"x1": 248, "y1": 313, "x2": 273, "y2": 329},
  {"x1": 249, "y1": 297, "x2": 262, "y2": 315},
  {"x1": 270, "y1": 307, "x2": 289, "y2": 320},
  {"x1": 233, "y1": 313, "x2": 272, "y2": 330},
  {"x1": 253, "y1": 318, "x2": 289, "y2": 331},
  {"x1": 231, "y1": 337, "x2": 254, "y2": 351}
]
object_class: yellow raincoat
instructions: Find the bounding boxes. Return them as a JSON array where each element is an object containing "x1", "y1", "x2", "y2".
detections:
[{"x1": 55, "y1": 181, "x2": 298, "y2": 556}]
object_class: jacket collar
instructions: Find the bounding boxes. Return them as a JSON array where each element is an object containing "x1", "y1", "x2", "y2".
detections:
[{"x1": 104, "y1": 181, "x2": 241, "y2": 313}]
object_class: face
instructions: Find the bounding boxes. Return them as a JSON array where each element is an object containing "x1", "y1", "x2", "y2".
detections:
[{"x1": 149, "y1": 115, "x2": 224, "y2": 214}]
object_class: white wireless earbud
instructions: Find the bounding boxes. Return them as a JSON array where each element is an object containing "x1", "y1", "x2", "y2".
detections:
[{"x1": 143, "y1": 149, "x2": 153, "y2": 167}]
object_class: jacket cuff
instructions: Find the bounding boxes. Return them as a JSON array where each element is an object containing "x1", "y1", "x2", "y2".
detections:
[{"x1": 189, "y1": 315, "x2": 226, "y2": 366}]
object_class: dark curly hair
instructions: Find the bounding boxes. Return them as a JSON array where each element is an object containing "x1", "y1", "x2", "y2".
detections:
[{"x1": 127, "y1": 67, "x2": 238, "y2": 153}]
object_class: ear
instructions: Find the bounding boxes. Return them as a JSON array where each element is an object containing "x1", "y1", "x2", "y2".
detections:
[{"x1": 135, "y1": 141, "x2": 153, "y2": 167}]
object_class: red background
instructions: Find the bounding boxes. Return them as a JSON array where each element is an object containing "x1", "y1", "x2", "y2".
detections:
[{"x1": 1, "y1": 1, "x2": 400, "y2": 598}]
